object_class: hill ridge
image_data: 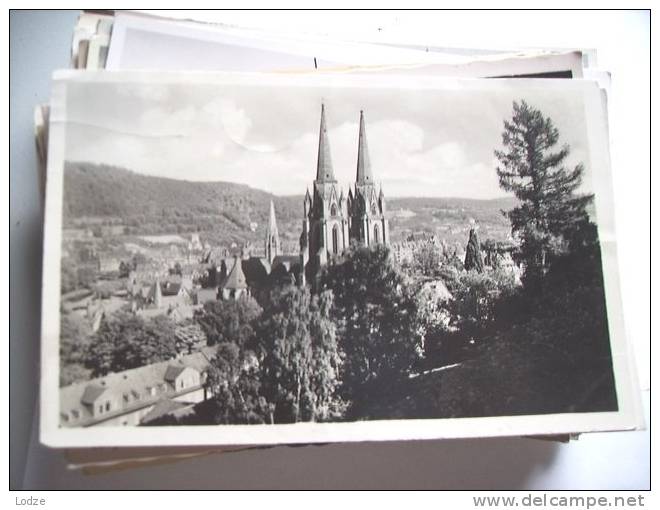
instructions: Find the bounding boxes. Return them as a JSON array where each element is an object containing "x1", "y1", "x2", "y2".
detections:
[{"x1": 62, "y1": 161, "x2": 516, "y2": 245}]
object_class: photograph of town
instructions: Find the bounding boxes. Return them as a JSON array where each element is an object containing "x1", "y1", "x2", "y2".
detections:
[{"x1": 54, "y1": 77, "x2": 618, "y2": 430}]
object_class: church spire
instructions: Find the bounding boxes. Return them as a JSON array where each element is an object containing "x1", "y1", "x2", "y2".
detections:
[
  {"x1": 268, "y1": 199, "x2": 278, "y2": 234},
  {"x1": 265, "y1": 200, "x2": 280, "y2": 264},
  {"x1": 356, "y1": 110, "x2": 373, "y2": 184},
  {"x1": 316, "y1": 104, "x2": 336, "y2": 183}
]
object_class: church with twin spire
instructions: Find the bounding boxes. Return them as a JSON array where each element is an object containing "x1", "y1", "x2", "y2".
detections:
[
  {"x1": 299, "y1": 104, "x2": 390, "y2": 278},
  {"x1": 220, "y1": 104, "x2": 390, "y2": 299}
]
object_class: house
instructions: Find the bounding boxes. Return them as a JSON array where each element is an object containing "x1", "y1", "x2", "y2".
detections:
[
  {"x1": 59, "y1": 347, "x2": 216, "y2": 428},
  {"x1": 98, "y1": 255, "x2": 120, "y2": 274},
  {"x1": 145, "y1": 279, "x2": 192, "y2": 309},
  {"x1": 164, "y1": 365, "x2": 201, "y2": 392}
]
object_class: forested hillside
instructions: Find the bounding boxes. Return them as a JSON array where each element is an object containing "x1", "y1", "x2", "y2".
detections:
[
  {"x1": 63, "y1": 161, "x2": 517, "y2": 245},
  {"x1": 63, "y1": 162, "x2": 301, "y2": 245}
]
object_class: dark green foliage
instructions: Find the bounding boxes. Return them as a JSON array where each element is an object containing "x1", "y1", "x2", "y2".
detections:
[
  {"x1": 202, "y1": 343, "x2": 273, "y2": 425},
  {"x1": 464, "y1": 228, "x2": 484, "y2": 272},
  {"x1": 62, "y1": 162, "x2": 301, "y2": 243},
  {"x1": 481, "y1": 238, "x2": 517, "y2": 268},
  {"x1": 319, "y1": 244, "x2": 421, "y2": 416},
  {"x1": 257, "y1": 285, "x2": 344, "y2": 423},
  {"x1": 421, "y1": 268, "x2": 517, "y2": 367},
  {"x1": 363, "y1": 241, "x2": 616, "y2": 420},
  {"x1": 410, "y1": 242, "x2": 445, "y2": 277},
  {"x1": 431, "y1": 250, "x2": 615, "y2": 418},
  {"x1": 187, "y1": 285, "x2": 343, "y2": 424},
  {"x1": 59, "y1": 314, "x2": 92, "y2": 386},
  {"x1": 83, "y1": 312, "x2": 179, "y2": 377},
  {"x1": 118, "y1": 260, "x2": 131, "y2": 278},
  {"x1": 60, "y1": 259, "x2": 79, "y2": 294},
  {"x1": 173, "y1": 320, "x2": 208, "y2": 355},
  {"x1": 193, "y1": 295, "x2": 262, "y2": 347},
  {"x1": 494, "y1": 100, "x2": 593, "y2": 286},
  {"x1": 170, "y1": 262, "x2": 182, "y2": 276},
  {"x1": 60, "y1": 258, "x2": 97, "y2": 293}
]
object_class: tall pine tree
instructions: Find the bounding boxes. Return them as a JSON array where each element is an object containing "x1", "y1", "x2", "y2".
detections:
[{"x1": 494, "y1": 100, "x2": 592, "y2": 286}]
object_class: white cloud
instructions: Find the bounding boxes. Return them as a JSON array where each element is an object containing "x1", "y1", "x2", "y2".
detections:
[
  {"x1": 68, "y1": 114, "x2": 506, "y2": 198},
  {"x1": 65, "y1": 83, "x2": 589, "y2": 199}
]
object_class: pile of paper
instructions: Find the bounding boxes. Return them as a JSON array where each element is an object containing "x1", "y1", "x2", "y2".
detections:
[
  {"x1": 34, "y1": 10, "x2": 608, "y2": 195},
  {"x1": 34, "y1": 10, "x2": 642, "y2": 475}
]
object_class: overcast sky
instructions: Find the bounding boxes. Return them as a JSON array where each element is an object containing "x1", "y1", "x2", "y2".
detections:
[{"x1": 64, "y1": 77, "x2": 594, "y2": 199}]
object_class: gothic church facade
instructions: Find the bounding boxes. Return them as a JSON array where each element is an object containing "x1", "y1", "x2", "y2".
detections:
[{"x1": 300, "y1": 105, "x2": 390, "y2": 277}]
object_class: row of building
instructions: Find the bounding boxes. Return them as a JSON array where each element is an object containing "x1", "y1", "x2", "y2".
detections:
[
  {"x1": 59, "y1": 347, "x2": 216, "y2": 428},
  {"x1": 59, "y1": 105, "x2": 395, "y2": 427}
]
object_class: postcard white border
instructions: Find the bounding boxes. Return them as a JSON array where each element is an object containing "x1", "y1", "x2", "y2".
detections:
[{"x1": 40, "y1": 71, "x2": 644, "y2": 448}]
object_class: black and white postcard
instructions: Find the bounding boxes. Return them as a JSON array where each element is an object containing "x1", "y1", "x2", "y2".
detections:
[{"x1": 41, "y1": 71, "x2": 642, "y2": 447}]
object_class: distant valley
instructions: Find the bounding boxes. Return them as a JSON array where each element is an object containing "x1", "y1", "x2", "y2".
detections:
[{"x1": 63, "y1": 162, "x2": 517, "y2": 250}]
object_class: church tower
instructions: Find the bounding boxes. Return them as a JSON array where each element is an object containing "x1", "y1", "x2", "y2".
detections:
[
  {"x1": 264, "y1": 200, "x2": 281, "y2": 264},
  {"x1": 348, "y1": 110, "x2": 389, "y2": 247},
  {"x1": 300, "y1": 104, "x2": 350, "y2": 275}
]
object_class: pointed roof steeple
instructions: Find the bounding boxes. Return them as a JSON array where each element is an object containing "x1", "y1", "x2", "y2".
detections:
[
  {"x1": 222, "y1": 257, "x2": 247, "y2": 290},
  {"x1": 356, "y1": 110, "x2": 373, "y2": 185},
  {"x1": 267, "y1": 200, "x2": 278, "y2": 235},
  {"x1": 149, "y1": 279, "x2": 162, "y2": 306},
  {"x1": 316, "y1": 104, "x2": 336, "y2": 183}
]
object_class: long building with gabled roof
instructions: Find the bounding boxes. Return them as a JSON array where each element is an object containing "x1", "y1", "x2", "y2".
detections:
[{"x1": 59, "y1": 346, "x2": 217, "y2": 428}]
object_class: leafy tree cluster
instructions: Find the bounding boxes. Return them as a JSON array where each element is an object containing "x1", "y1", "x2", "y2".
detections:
[
  {"x1": 191, "y1": 288, "x2": 344, "y2": 424},
  {"x1": 481, "y1": 238, "x2": 517, "y2": 269},
  {"x1": 425, "y1": 243, "x2": 616, "y2": 418},
  {"x1": 185, "y1": 245, "x2": 422, "y2": 424},
  {"x1": 421, "y1": 268, "x2": 518, "y2": 367},
  {"x1": 83, "y1": 312, "x2": 179, "y2": 377},
  {"x1": 199, "y1": 342, "x2": 273, "y2": 425},
  {"x1": 258, "y1": 286, "x2": 344, "y2": 423},
  {"x1": 319, "y1": 244, "x2": 422, "y2": 417},
  {"x1": 410, "y1": 242, "x2": 445, "y2": 277},
  {"x1": 60, "y1": 314, "x2": 93, "y2": 386},
  {"x1": 194, "y1": 298, "x2": 262, "y2": 347}
]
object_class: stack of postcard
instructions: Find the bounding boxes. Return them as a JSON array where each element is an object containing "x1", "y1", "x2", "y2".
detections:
[{"x1": 35, "y1": 11, "x2": 643, "y2": 474}]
